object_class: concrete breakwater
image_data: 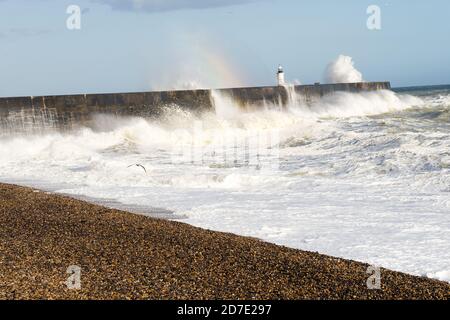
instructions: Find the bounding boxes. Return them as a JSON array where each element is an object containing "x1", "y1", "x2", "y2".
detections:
[{"x1": 0, "y1": 82, "x2": 390, "y2": 135}]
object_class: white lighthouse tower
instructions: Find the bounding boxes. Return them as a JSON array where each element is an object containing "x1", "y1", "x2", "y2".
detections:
[{"x1": 277, "y1": 65, "x2": 285, "y2": 86}]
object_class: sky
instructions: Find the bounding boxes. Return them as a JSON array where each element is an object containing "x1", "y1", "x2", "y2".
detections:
[{"x1": 0, "y1": 0, "x2": 449, "y2": 97}]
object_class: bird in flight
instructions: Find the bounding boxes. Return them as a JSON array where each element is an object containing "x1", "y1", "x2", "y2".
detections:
[{"x1": 127, "y1": 164, "x2": 147, "y2": 173}]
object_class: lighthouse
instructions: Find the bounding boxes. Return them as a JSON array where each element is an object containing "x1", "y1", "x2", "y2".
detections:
[{"x1": 277, "y1": 65, "x2": 285, "y2": 86}]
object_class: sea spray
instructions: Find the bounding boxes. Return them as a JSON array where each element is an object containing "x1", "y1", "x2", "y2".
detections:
[{"x1": 324, "y1": 55, "x2": 364, "y2": 83}]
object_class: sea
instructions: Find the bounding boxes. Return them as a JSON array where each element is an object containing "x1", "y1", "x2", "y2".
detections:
[{"x1": 1, "y1": 84, "x2": 449, "y2": 282}]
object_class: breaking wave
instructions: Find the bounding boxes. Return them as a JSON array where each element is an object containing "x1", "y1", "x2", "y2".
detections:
[{"x1": 324, "y1": 55, "x2": 364, "y2": 83}]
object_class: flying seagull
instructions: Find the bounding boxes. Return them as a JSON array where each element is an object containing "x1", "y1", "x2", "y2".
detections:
[{"x1": 127, "y1": 164, "x2": 147, "y2": 173}]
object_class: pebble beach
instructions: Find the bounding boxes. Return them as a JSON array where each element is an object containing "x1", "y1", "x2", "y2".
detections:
[{"x1": 0, "y1": 183, "x2": 448, "y2": 300}]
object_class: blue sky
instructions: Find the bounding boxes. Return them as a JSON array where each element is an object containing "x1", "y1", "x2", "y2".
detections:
[{"x1": 0, "y1": 0, "x2": 449, "y2": 97}]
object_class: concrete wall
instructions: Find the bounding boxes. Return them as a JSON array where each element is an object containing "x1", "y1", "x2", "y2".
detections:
[{"x1": 0, "y1": 82, "x2": 390, "y2": 135}]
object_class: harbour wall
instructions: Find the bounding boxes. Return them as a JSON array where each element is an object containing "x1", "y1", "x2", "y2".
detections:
[{"x1": 0, "y1": 82, "x2": 390, "y2": 135}]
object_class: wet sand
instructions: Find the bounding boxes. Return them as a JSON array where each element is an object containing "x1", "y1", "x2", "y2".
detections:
[{"x1": 0, "y1": 183, "x2": 448, "y2": 300}]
